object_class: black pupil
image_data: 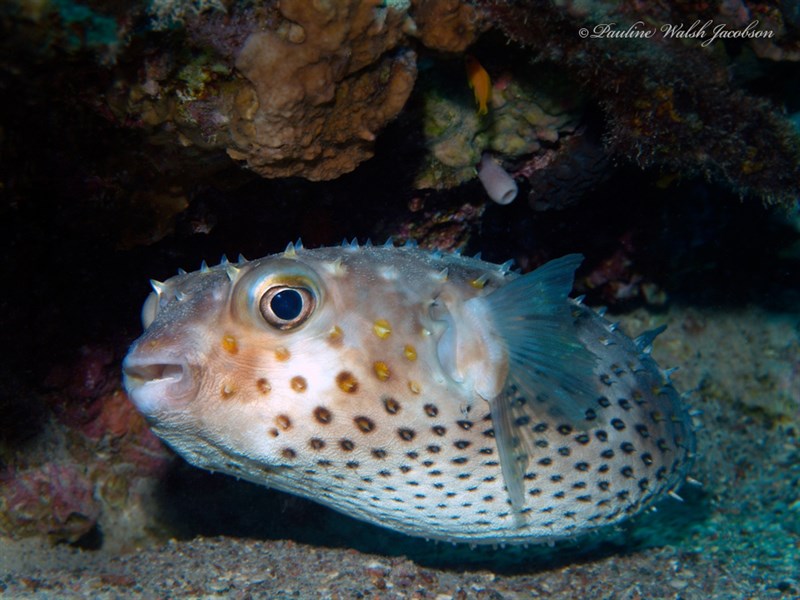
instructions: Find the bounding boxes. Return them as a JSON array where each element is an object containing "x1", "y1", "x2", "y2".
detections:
[{"x1": 270, "y1": 289, "x2": 303, "y2": 321}]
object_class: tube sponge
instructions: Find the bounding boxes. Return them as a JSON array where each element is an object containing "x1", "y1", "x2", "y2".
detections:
[{"x1": 477, "y1": 154, "x2": 518, "y2": 205}]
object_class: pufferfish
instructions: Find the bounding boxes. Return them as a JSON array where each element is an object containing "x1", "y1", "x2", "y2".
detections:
[{"x1": 122, "y1": 241, "x2": 695, "y2": 545}]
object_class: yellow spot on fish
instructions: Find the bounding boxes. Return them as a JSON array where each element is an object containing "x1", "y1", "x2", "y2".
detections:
[
  {"x1": 291, "y1": 376, "x2": 307, "y2": 392},
  {"x1": 221, "y1": 334, "x2": 238, "y2": 354},
  {"x1": 408, "y1": 380, "x2": 421, "y2": 395},
  {"x1": 221, "y1": 382, "x2": 237, "y2": 399},
  {"x1": 373, "y1": 361, "x2": 391, "y2": 381},
  {"x1": 275, "y1": 346, "x2": 291, "y2": 361},
  {"x1": 276, "y1": 414, "x2": 292, "y2": 430},
  {"x1": 373, "y1": 319, "x2": 392, "y2": 339},
  {"x1": 466, "y1": 55, "x2": 491, "y2": 116},
  {"x1": 470, "y1": 274, "x2": 489, "y2": 289},
  {"x1": 256, "y1": 378, "x2": 271, "y2": 394},
  {"x1": 403, "y1": 344, "x2": 417, "y2": 361},
  {"x1": 328, "y1": 325, "x2": 343, "y2": 344},
  {"x1": 336, "y1": 371, "x2": 359, "y2": 394}
]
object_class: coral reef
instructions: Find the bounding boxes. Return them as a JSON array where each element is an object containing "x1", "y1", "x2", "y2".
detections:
[
  {"x1": 229, "y1": 0, "x2": 418, "y2": 180},
  {"x1": 479, "y1": 0, "x2": 800, "y2": 205},
  {"x1": 415, "y1": 60, "x2": 584, "y2": 190},
  {"x1": 412, "y1": 0, "x2": 481, "y2": 53}
]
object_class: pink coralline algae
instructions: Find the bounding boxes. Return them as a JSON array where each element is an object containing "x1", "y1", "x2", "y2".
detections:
[{"x1": 0, "y1": 463, "x2": 100, "y2": 543}]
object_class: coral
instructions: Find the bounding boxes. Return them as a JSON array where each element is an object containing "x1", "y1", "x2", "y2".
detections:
[
  {"x1": 415, "y1": 61, "x2": 584, "y2": 189},
  {"x1": 412, "y1": 0, "x2": 482, "y2": 53},
  {"x1": 0, "y1": 464, "x2": 100, "y2": 543},
  {"x1": 479, "y1": 0, "x2": 800, "y2": 205},
  {"x1": 229, "y1": 0, "x2": 417, "y2": 180}
]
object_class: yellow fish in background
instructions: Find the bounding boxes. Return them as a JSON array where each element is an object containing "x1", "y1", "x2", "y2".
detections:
[{"x1": 466, "y1": 55, "x2": 491, "y2": 115}]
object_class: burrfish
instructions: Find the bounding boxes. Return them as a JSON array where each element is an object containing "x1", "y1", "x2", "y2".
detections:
[{"x1": 123, "y1": 242, "x2": 695, "y2": 544}]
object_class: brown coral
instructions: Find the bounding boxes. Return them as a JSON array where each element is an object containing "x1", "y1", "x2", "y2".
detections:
[
  {"x1": 412, "y1": 0, "x2": 481, "y2": 53},
  {"x1": 229, "y1": 0, "x2": 418, "y2": 180}
]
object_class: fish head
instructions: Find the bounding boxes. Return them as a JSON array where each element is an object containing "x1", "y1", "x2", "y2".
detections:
[{"x1": 122, "y1": 253, "x2": 361, "y2": 472}]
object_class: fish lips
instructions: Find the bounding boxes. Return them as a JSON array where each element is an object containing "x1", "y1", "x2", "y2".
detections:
[{"x1": 122, "y1": 349, "x2": 199, "y2": 416}]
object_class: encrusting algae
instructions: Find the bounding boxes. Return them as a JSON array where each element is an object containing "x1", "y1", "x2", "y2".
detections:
[{"x1": 123, "y1": 241, "x2": 696, "y2": 544}]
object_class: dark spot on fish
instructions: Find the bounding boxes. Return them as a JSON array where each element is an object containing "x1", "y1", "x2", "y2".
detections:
[
  {"x1": 538, "y1": 457, "x2": 553, "y2": 466},
  {"x1": 641, "y1": 452, "x2": 654, "y2": 466},
  {"x1": 557, "y1": 424, "x2": 573, "y2": 435},
  {"x1": 598, "y1": 464, "x2": 610, "y2": 473},
  {"x1": 290, "y1": 376, "x2": 307, "y2": 392},
  {"x1": 427, "y1": 445, "x2": 441, "y2": 454},
  {"x1": 354, "y1": 416, "x2": 375, "y2": 433},
  {"x1": 451, "y1": 457, "x2": 468, "y2": 465},
  {"x1": 558, "y1": 447, "x2": 571, "y2": 457},
  {"x1": 378, "y1": 470, "x2": 391, "y2": 477},
  {"x1": 598, "y1": 480, "x2": 610, "y2": 491},
  {"x1": 601, "y1": 449, "x2": 615, "y2": 459},
  {"x1": 399, "y1": 465, "x2": 412, "y2": 473},
  {"x1": 457, "y1": 473, "x2": 471, "y2": 479},
  {"x1": 454, "y1": 440, "x2": 471, "y2": 450},
  {"x1": 482, "y1": 495, "x2": 494, "y2": 502},
  {"x1": 595, "y1": 430, "x2": 608, "y2": 442},
  {"x1": 529, "y1": 488, "x2": 542, "y2": 496},
  {"x1": 552, "y1": 491, "x2": 565, "y2": 499},
  {"x1": 656, "y1": 466, "x2": 667, "y2": 481},
  {"x1": 479, "y1": 447, "x2": 493, "y2": 455},
  {"x1": 638, "y1": 478, "x2": 650, "y2": 491},
  {"x1": 597, "y1": 397, "x2": 611, "y2": 408},
  {"x1": 268, "y1": 428, "x2": 279, "y2": 438},
  {"x1": 314, "y1": 406, "x2": 332, "y2": 424},
  {"x1": 620, "y1": 442, "x2": 635, "y2": 454},
  {"x1": 617, "y1": 490, "x2": 630, "y2": 501},
  {"x1": 620, "y1": 466, "x2": 634, "y2": 478},
  {"x1": 550, "y1": 474, "x2": 563, "y2": 482},
  {"x1": 457, "y1": 420, "x2": 473, "y2": 431},
  {"x1": 256, "y1": 378, "x2": 271, "y2": 394},
  {"x1": 372, "y1": 448, "x2": 388, "y2": 459},
  {"x1": 573, "y1": 481, "x2": 587, "y2": 489},
  {"x1": 423, "y1": 403, "x2": 438, "y2": 417},
  {"x1": 317, "y1": 459, "x2": 332, "y2": 467},
  {"x1": 514, "y1": 415, "x2": 530, "y2": 427},
  {"x1": 432, "y1": 425, "x2": 446, "y2": 436},
  {"x1": 433, "y1": 482, "x2": 444, "y2": 489},
  {"x1": 611, "y1": 418, "x2": 626, "y2": 431},
  {"x1": 483, "y1": 475, "x2": 496, "y2": 482},
  {"x1": 635, "y1": 424, "x2": 650, "y2": 438},
  {"x1": 618, "y1": 398, "x2": 632, "y2": 411},
  {"x1": 600, "y1": 373, "x2": 613, "y2": 386},
  {"x1": 576, "y1": 495, "x2": 592, "y2": 503},
  {"x1": 309, "y1": 438, "x2": 325, "y2": 450},
  {"x1": 406, "y1": 451, "x2": 419, "y2": 459},
  {"x1": 482, "y1": 428, "x2": 495, "y2": 438},
  {"x1": 574, "y1": 433, "x2": 590, "y2": 445},
  {"x1": 336, "y1": 371, "x2": 359, "y2": 393},
  {"x1": 340, "y1": 439, "x2": 355, "y2": 451},
  {"x1": 281, "y1": 448, "x2": 297, "y2": 460},
  {"x1": 585, "y1": 408, "x2": 597, "y2": 421},
  {"x1": 535, "y1": 439, "x2": 549, "y2": 448},
  {"x1": 574, "y1": 462, "x2": 590, "y2": 472},
  {"x1": 534, "y1": 422, "x2": 548, "y2": 433},
  {"x1": 398, "y1": 428, "x2": 416, "y2": 441},
  {"x1": 383, "y1": 397, "x2": 401, "y2": 414},
  {"x1": 346, "y1": 461, "x2": 359, "y2": 469},
  {"x1": 276, "y1": 414, "x2": 292, "y2": 430}
]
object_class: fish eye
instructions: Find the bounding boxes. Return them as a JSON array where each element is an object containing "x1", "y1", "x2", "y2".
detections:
[{"x1": 259, "y1": 286, "x2": 315, "y2": 329}]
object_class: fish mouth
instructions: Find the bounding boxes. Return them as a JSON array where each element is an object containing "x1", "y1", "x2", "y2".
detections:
[{"x1": 122, "y1": 354, "x2": 197, "y2": 415}]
